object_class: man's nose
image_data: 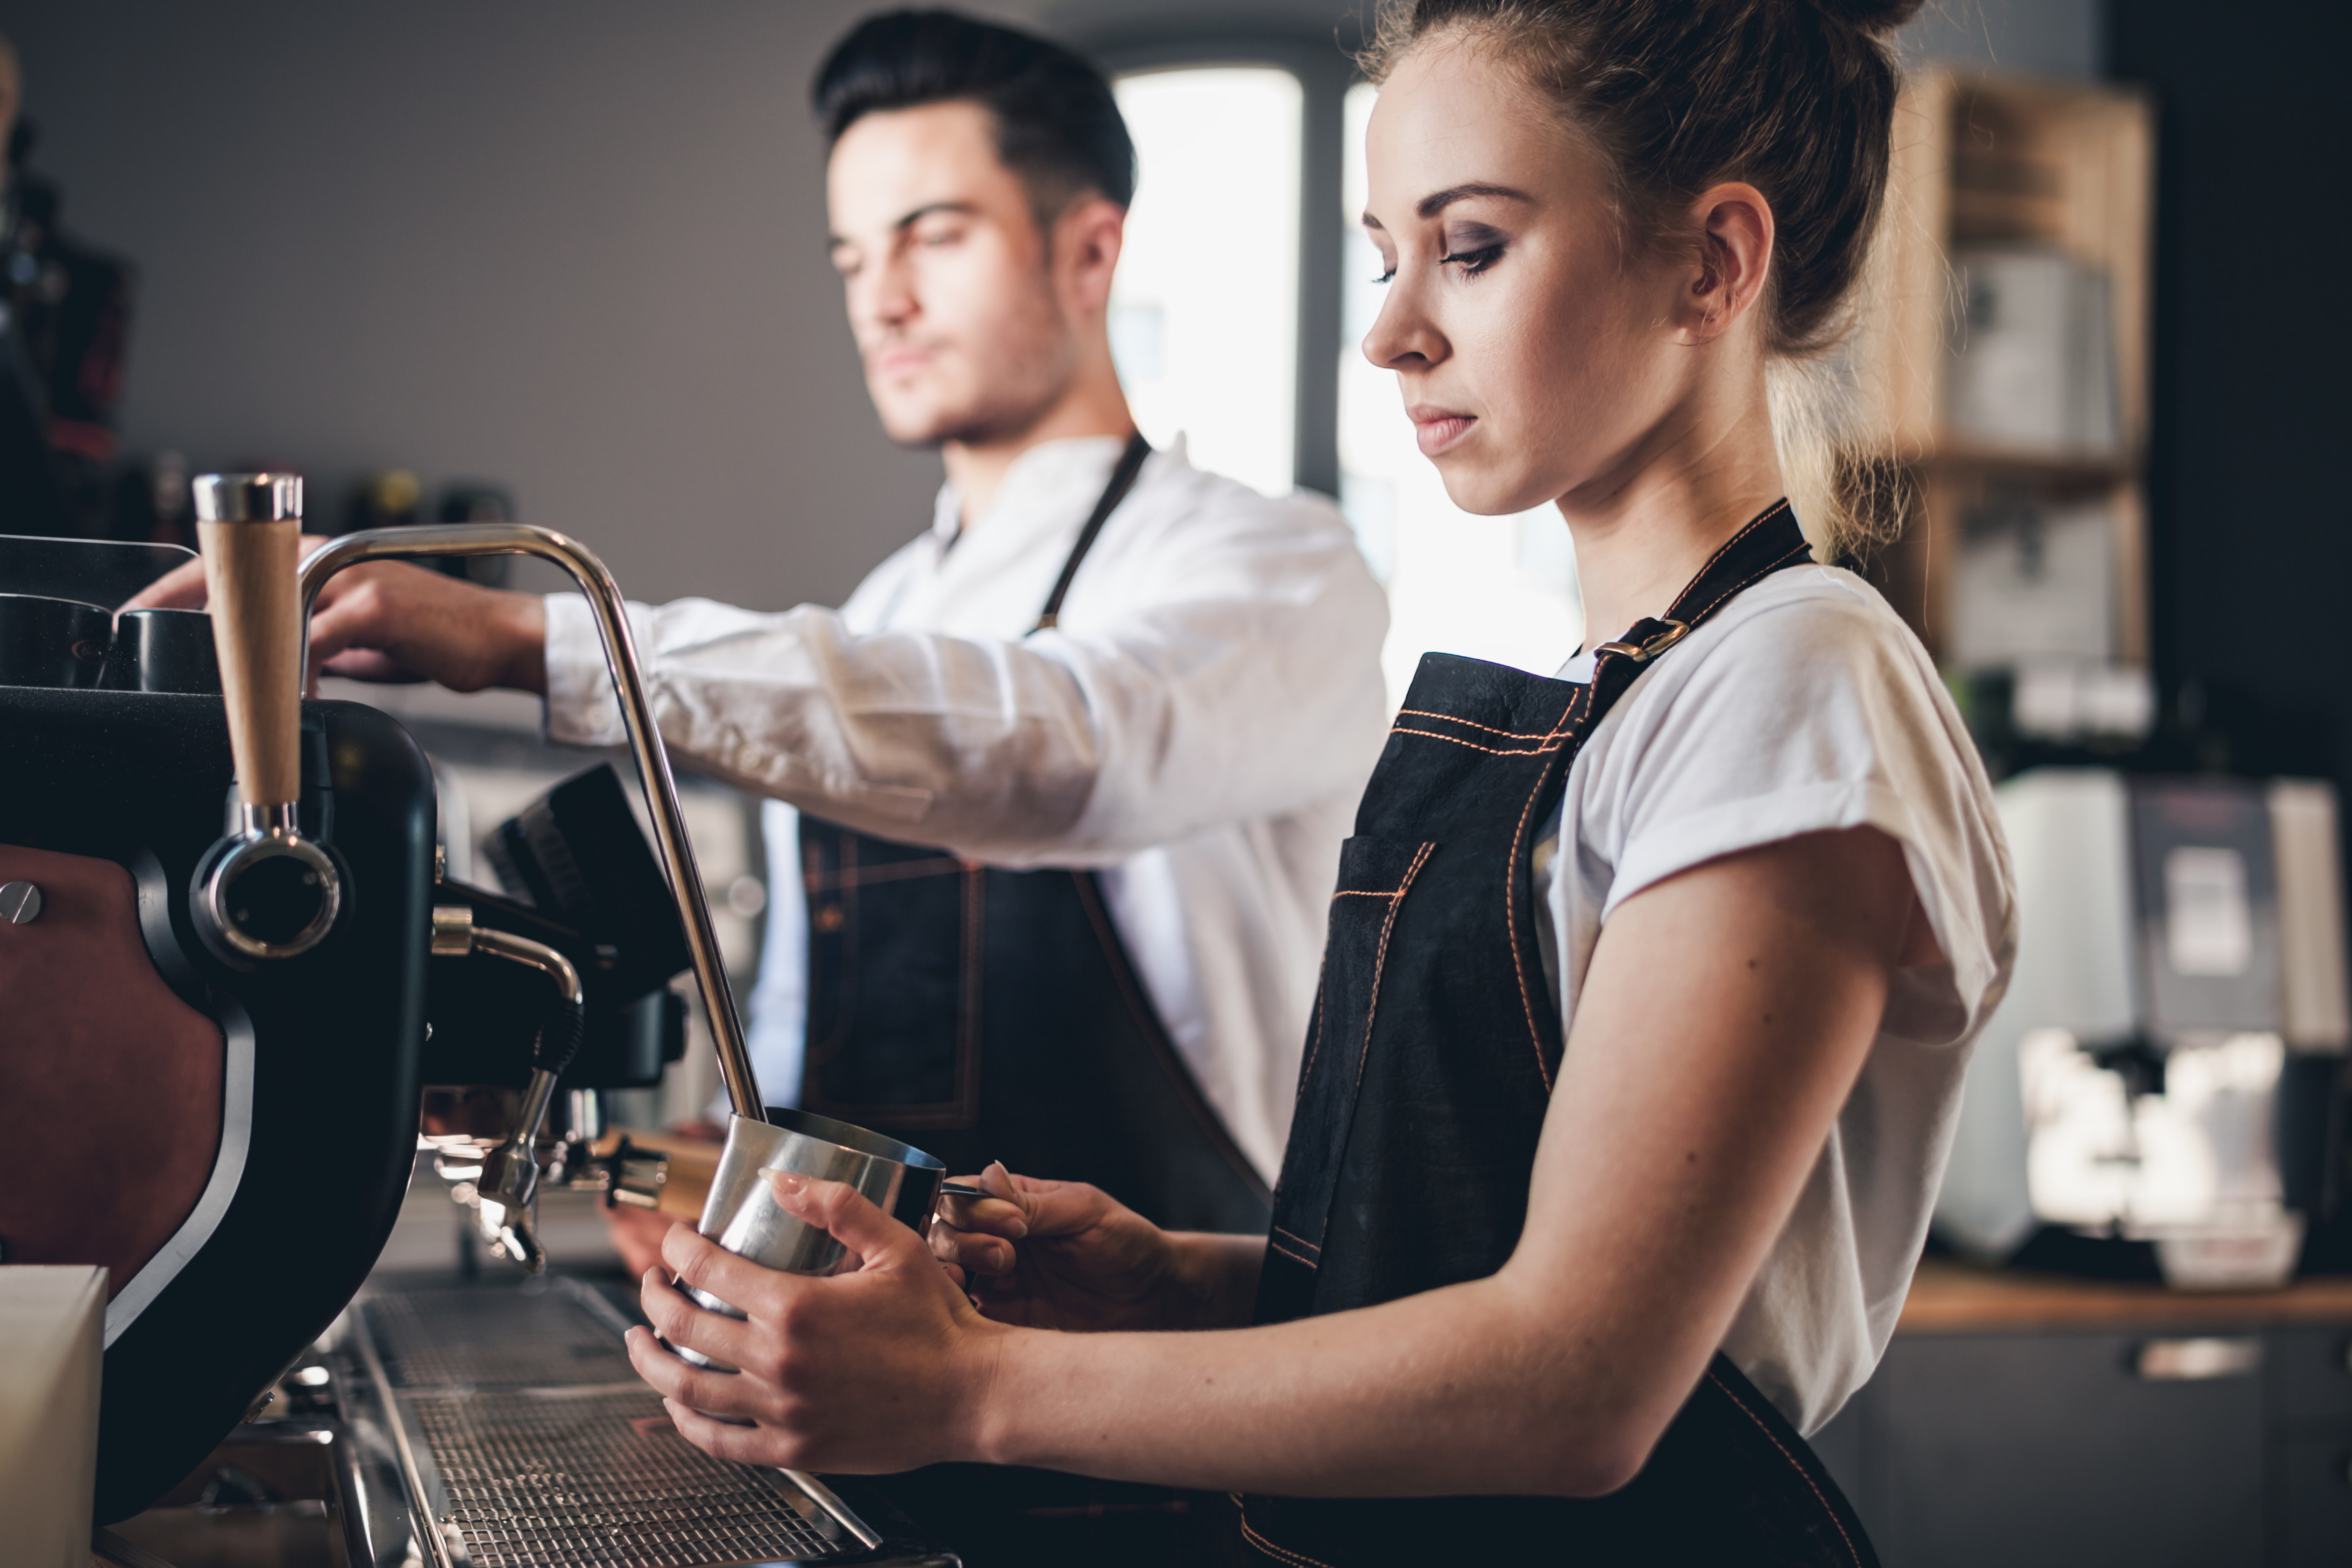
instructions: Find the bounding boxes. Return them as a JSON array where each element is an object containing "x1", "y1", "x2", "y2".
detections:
[{"x1": 854, "y1": 253, "x2": 919, "y2": 333}]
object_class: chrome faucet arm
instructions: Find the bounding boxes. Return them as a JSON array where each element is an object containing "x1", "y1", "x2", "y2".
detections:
[{"x1": 299, "y1": 524, "x2": 761, "y2": 1121}]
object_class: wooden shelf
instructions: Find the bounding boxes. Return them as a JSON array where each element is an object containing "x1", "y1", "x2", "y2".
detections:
[
  {"x1": 1899, "y1": 1257, "x2": 2352, "y2": 1335},
  {"x1": 1838, "y1": 69, "x2": 2155, "y2": 672}
]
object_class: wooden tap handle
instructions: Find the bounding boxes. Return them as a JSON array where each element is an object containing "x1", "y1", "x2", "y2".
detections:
[{"x1": 193, "y1": 475, "x2": 304, "y2": 812}]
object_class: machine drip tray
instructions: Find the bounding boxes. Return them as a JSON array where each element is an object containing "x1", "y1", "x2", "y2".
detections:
[{"x1": 349, "y1": 1275, "x2": 952, "y2": 1568}]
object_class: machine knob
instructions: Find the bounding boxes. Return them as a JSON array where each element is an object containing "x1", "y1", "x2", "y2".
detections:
[{"x1": 0, "y1": 880, "x2": 41, "y2": 924}]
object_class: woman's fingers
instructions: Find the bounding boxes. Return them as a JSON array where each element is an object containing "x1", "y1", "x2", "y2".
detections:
[
  {"x1": 928, "y1": 1223, "x2": 1017, "y2": 1277},
  {"x1": 660, "y1": 1224, "x2": 790, "y2": 1319},
  {"x1": 766, "y1": 1171, "x2": 926, "y2": 1272},
  {"x1": 636, "y1": 1267, "x2": 760, "y2": 1368},
  {"x1": 623, "y1": 1324, "x2": 764, "y2": 1421},
  {"x1": 936, "y1": 1181, "x2": 1029, "y2": 1241},
  {"x1": 661, "y1": 1397, "x2": 786, "y2": 1466}
]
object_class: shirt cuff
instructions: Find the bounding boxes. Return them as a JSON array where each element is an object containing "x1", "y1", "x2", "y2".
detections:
[{"x1": 541, "y1": 592, "x2": 627, "y2": 746}]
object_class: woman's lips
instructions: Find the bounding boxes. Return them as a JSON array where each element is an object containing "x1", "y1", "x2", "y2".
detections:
[{"x1": 1408, "y1": 405, "x2": 1477, "y2": 458}]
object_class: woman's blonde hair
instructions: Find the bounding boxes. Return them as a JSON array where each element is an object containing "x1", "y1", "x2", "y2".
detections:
[{"x1": 1362, "y1": 0, "x2": 1922, "y2": 558}]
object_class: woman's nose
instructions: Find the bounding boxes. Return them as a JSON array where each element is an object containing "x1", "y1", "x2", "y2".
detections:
[{"x1": 1362, "y1": 270, "x2": 1445, "y2": 371}]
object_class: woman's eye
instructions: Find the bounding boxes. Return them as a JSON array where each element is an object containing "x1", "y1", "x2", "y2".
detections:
[
  {"x1": 1374, "y1": 265, "x2": 1396, "y2": 285},
  {"x1": 1438, "y1": 243, "x2": 1505, "y2": 276}
]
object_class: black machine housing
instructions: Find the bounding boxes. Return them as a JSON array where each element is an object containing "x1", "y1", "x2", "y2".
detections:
[{"x1": 0, "y1": 546, "x2": 697, "y2": 1521}]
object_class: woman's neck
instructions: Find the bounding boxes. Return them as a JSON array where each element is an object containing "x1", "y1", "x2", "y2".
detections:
[{"x1": 1559, "y1": 366, "x2": 1788, "y2": 651}]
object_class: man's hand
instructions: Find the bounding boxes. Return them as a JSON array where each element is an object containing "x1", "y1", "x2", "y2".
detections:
[
  {"x1": 124, "y1": 539, "x2": 549, "y2": 695},
  {"x1": 607, "y1": 1205, "x2": 685, "y2": 1279},
  {"x1": 928, "y1": 1161, "x2": 1257, "y2": 1332},
  {"x1": 624, "y1": 1170, "x2": 1006, "y2": 1475}
]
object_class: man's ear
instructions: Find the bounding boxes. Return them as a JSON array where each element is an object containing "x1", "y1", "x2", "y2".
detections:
[
  {"x1": 1055, "y1": 194, "x2": 1127, "y2": 312},
  {"x1": 1670, "y1": 182, "x2": 1774, "y2": 346}
]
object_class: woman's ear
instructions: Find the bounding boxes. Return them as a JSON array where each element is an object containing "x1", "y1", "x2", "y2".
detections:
[{"x1": 1672, "y1": 182, "x2": 1775, "y2": 345}]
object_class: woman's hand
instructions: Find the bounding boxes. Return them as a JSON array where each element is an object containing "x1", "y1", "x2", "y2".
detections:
[
  {"x1": 123, "y1": 541, "x2": 547, "y2": 695},
  {"x1": 929, "y1": 1162, "x2": 1261, "y2": 1332},
  {"x1": 624, "y1": 1170, "x2": 1006, "y2": 1475}
]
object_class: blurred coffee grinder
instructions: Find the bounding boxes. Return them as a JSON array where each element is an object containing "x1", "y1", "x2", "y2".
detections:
[{"x1": 1938, "y1": 770, "x2": 2352, "y2": 1287}]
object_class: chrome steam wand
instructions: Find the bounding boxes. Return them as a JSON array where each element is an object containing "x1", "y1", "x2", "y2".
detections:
[{"x1": 296, "y1": 522, "x2": 763, "y2": 1121}]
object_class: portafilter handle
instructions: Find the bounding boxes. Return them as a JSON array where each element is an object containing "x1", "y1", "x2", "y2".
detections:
[
  {"x1": 298, "y1": 523, "x2": 762, "y2": 1121},
  {"x1": 189, "y1": 474, "x2": 341, "y2": 961}
]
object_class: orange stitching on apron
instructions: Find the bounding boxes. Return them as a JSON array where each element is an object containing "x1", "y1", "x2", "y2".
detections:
[
  {"x1": 1677, "y1": 499, "x2": 1792, "y2": 595},
  {"x1": 1266, "y1": 1235, "x2": 1319, "y2": 1269},
  {"x1": 1299, "y1": 978, "x2": 1329, "y2": 1097},
  {"x1": 1395, "y1": 707, "x2": 1577, "y2": 744},
  {"x1": 1705, "y1": 1368, "x2": 1865, "y2": 1568},
  {"x1": 1270, "y1": 1223, "x2": 1321, "y2": 1256},
  {"x1": 1235, "y1": 1500, "x2": 1342, "y2": 1568},
  {"x1": 1357, "y1": 842, "x2": 1436, "y2": 1094},
  {"x1": 1387, "y1": 724, "x2": 1573, "y2": 758},
  {"x1": 1502, "y1": 678, "x2": 1589, "y2": 1096},
  {"x1": 1671, "y1": 538, "x2": 1811, "y2": 630}
]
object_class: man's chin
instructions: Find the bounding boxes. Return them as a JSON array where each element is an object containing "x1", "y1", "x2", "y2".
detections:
[{"x1": 873, "y1": 401, "x2": 1045, "y2": 453}]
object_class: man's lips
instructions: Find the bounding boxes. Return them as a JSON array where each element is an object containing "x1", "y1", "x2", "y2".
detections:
[
  {"x1": 871, "y1": 345, "x2": 936, "y2": 377},
  {"x1": 1406, "y1": 404, "x2": 1477, "y2": 458}
]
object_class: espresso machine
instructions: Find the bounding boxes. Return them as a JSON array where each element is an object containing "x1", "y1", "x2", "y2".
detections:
[
  {"x1": 1935, "y1": 767, "x2": 2352, "y2": 1287},
  {"x1": 0, "y1": 477, "x2": 956, "y2": 1561}
]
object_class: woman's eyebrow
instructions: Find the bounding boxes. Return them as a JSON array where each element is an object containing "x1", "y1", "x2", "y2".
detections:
[{"x1": 1414, "y1": 182, "x2": 1533, "y2": 218}]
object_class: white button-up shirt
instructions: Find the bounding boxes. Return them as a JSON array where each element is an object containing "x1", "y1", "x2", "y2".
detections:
[{"x1": 541, "y1": 436, "x2": 1391, "y2": 1179}]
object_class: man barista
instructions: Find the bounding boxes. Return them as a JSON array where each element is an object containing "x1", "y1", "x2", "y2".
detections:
[{"x1": 133, "y1": 10, "x2": 1389, "y2": 1264}]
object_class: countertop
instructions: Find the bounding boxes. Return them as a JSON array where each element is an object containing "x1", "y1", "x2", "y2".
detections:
[{"x1": 1898, "y1": 1258, "x2": 2352, "y2": 1334}]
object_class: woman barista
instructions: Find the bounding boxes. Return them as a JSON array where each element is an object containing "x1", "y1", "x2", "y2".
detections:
[{"x1": 625, "y1": 0, "x2": 2015, "y2": 1561}]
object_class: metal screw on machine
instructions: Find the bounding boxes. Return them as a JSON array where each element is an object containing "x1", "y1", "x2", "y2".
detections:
[{"x1": 0, "y1": 880, "x2": 41, "y2": 924}]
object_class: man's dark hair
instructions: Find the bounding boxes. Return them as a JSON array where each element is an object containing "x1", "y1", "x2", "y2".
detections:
[{"x1": 812, "y1": 9, "x2": 1135, "y2": 219}]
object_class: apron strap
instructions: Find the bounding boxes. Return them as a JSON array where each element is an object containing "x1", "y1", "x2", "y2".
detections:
[
  {"x1": 1032, "y1": 430, "x2": 1153, "y2": 632},
  {"x1": 1590, "y1": 499, "x2": 1813, "y2": 669}
]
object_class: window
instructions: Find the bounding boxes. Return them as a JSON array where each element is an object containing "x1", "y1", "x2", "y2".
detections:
[
  {"x1": 1102, "y1": 56, "x2": 1581, "y2": 707},
  {"x1": 1110, "y1": 67, "x2": 1303, "y2": 500}
]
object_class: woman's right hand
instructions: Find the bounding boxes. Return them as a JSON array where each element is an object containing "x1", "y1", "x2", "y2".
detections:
[{"x1": 928, "y1": 1163, "x2": 1257, "y2": 1333}]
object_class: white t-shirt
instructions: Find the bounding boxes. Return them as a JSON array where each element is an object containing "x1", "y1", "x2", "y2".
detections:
[{"x1": 1533, "y1": 563, "x2": 2016, "y2": 1436}]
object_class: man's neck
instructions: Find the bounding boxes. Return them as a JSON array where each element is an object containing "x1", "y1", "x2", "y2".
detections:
[{"x1": 943, "y1": 369, "x2": 1134, "y2": 527}]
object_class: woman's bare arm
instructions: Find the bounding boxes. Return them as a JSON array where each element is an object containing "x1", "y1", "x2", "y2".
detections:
[{"x1": 629, "y1": 823, "x2": 1926, "y2": 1497}]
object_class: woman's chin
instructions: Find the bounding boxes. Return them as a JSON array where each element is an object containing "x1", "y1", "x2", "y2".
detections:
[{"x1": 1432, "y1": 462, "x2": 1559, "y2": 520}]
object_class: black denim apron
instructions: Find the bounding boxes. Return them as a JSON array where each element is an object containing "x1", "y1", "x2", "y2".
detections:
[
  {"x1": 796, "y1": 432, "x2": 1271, "y2": 1237},
  {"x1": 1220, "y1": 501, "x2": 1880, "y2": 1568}
]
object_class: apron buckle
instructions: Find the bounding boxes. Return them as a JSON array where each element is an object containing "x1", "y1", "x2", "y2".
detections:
[{"x1": 1594, "y1": 618, "x2": 1692, "y2": 665}]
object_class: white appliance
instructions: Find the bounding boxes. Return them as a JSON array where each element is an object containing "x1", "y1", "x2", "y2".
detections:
[{"x1": 1936, "y1": 769, "x2": 2351, "y2": 1288}]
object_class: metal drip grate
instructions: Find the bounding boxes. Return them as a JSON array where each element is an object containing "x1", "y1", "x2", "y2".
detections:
[
  {"x1": 413, "y1": 1386, "x2": 839, "y2": 1565},
  {"x1": 372, "y1": 1286, "x2": 641, "y2": 1390},
  {"x1": 364, "y1": 1282, "x2": 853, "y2": 1566}
]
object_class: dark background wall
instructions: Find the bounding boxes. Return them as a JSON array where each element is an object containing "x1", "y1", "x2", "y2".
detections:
[{"x1": 2106, "y1": 1, "x2": 2352, "y2": 792}]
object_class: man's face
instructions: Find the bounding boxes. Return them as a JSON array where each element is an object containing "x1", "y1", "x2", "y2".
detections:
[{"x1": 827, "y1": 101, "x2": 1078, "y2": 448}]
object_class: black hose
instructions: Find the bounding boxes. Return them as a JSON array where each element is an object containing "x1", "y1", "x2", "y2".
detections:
[{"x1": 532, "y1": 998, "x2": 587, "y2": 1079}]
